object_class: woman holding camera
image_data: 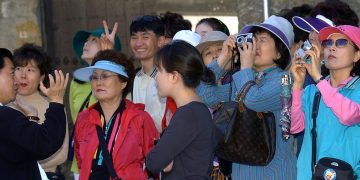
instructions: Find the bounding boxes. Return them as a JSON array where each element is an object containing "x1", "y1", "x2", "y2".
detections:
[
  {"x1": 290, "y1": 25, "x2": 360, "y2": 179},
  {"x1": 198, "y1": 15, "x2": 297, "y2": 179}
]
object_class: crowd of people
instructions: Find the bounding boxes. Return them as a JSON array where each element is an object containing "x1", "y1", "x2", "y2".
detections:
[{"x1": 0, "y1": 0, "x2": 360, "y2": 179}]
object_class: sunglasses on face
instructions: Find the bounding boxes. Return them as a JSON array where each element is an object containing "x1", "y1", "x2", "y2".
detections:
[{"x1": 321, "y1": 38, "x2": 354, "y2": 48}]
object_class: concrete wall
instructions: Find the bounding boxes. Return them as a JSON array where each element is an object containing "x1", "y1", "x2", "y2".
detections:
[{"x1": 0, "y1": 0, "x2": 42, "y2": 51}]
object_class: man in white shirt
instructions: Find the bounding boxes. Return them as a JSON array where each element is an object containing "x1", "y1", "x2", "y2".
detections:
[{"x1": 129, "y1": 15, "x2": 166, "y2": 132}]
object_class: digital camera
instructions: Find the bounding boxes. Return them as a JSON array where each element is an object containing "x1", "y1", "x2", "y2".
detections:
[
  {"x1": 236, "y1": 33, "x2": 253, "y2": 47},
  {"x1": 295, "y1": 40, "x2": 313, "y2": 64}
]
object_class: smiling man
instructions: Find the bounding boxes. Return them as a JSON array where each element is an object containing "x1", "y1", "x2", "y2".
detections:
[{"x1": 129, "y1": 15, "x2": 166, "y2": 132}]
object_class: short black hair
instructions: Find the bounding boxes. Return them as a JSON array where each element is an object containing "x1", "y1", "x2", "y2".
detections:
[
  {"x1": 278, "y1": 4, "x2": 313, "y2": 43},
  {"x1": 196, "y1": 18, "x2": 230, "y2": 36},
  {"x1": 0, "y1": 48, "x2": 13, "y2": 71},
  {"x1": 250, "y1": 27, "x2": 290, "y2": 70},
  {"x1": 310, "y1": 0, "x2": 359, "y2": 26},
  {"x1": 13, "y1": 43, "x2": 53, "y2": 87},
  {"x1": 92, "y1": 50, "x2": 135, "y2": 97},
  {"x1": 130, "y1": 15, "x2": 165, "y2": 36},
  {"x1": 160, "y1": 11, "x2": 192, "y2": 38}
]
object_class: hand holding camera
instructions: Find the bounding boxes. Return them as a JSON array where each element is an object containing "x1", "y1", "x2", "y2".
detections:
[
  {"x1": 301, "y1": 43, "x2": 322, "y2": 83},
  {"x1": 295, "y1": 40, "x2": 313, "y2": 64},
  {"x1": 237, "y1": 33, "x2": 256, "y2": 69},
  {"x1": 217, "y1": 35, "x2": 237, "y2": 71}
]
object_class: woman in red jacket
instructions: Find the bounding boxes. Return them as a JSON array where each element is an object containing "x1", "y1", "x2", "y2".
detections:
[{"x1": 74, "y1": 50, "x2": 159, "y2": 180}]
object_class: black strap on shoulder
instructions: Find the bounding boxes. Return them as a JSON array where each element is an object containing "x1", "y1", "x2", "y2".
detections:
[
  {"x1": 311, "y1": 91, "x2": 321, "y2": 173},
  {"x1": 78, "y1": 92, "x2": 92, "y2": 114},
  {"x1": 96, "y1": 126, "x2": 121, "y2": 180}
]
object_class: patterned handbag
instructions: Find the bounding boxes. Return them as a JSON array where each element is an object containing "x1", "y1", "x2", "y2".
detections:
[{"x1": 213, "y1": 81, "x2": 276, "y2": 166}]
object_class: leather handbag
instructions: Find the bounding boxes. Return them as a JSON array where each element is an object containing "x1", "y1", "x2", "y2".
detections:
[{"x1": 213, "y1": 80, "x2": 276, "y2": 166}]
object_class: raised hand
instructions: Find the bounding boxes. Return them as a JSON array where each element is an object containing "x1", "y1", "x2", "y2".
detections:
[
  {"x1": 239, "y1": 37, "x2": 256, "y2": 70},
  {"x1": 217, "y1": 35, "x2": 237, "y2": 71},
  {"x1": 303, "y1": 44, "x2": 322, "y2": 82},
  {"x1": 290, "y1": 55, "x2": 307, "y2": 90},
  {"x1": 39, "y1": 70, "x2": 69, "y2": 104},
  {"x1": 100, "y1": 20, "x2": 118, "y2": 50}
]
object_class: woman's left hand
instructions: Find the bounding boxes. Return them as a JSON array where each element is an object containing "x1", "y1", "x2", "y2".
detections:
[
  {"x1": 303, "y1": 44, "x2": 322, "y2": 81},
  {"x1": 163, "y1": 161, "x2": 174, "y2": 172},
  {"x1": 100, "y1": 20, "x2": 118, "y2": 50}
]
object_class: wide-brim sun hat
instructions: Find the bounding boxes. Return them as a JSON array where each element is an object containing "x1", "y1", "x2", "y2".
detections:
[
  {"x1": 196, "y1": 31, "x2": 228, "y2": 53},
  {"x1": 73, "y1": 28, "x2": 121, "y2": 65},
  {"x1": 172, "y1": 30, "x2": 201, "y2": 47},
  {"x1": 292, "y1": 14, "x2": 335, "y2": 33},
  {"x1": 73, "y1": 60, "x2": 128, "y2": 82},
  {"x1": 319, "y1": 25, "x2": 360, "y2": 49},
  {"x1": 240, "y1": 15, "x2": 294, "y2": 62}
]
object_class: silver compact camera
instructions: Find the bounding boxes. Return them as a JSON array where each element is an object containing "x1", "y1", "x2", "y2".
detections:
[
  {"x1": 236, "y1": 33, "x2": 253, "y2": 47},
  {"x1": 295, "y1": 40, "x2": 313, "y2": 64}
]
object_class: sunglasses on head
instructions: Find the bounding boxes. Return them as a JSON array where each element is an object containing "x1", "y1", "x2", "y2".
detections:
[{"x1": 321, "y1": 38, "x2": 354, "y2": 48}]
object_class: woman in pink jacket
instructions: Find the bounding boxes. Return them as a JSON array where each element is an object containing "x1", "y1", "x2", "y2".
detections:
[{"x1": 74, "y1": 50, "x2": 158, "y2": 180}]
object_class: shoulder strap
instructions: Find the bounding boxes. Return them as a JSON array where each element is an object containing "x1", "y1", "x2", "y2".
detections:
[
  {"x1": 311, "y1": 91, "x2": 322, "y2": 173},
  {"x1": 95, "y1": 126, "x2": 121, "y2": 180},
  {"x1": 235, "y1": 81, "x2": 256, "y2": 102},
  {"x1": 78, "y1": 92, "x2": 92, "y2": 114}
]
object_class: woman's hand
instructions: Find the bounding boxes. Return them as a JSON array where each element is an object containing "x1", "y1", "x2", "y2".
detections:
[
  {"x1": 163, "y1": 161, "x2": 174, "y2": 173},
  {"x1": 217, "y1": 35, "x2": 236, "y2": 71},
  {"x1": 13, "y1": 97, "x2": 38, "y2": 117},
  {"x1": 100, "y1": 20, "x2": 118, "y2": 50},
  {"x1": 239, "y1": 37, "x2": 256, "y2": 70},
  {"x1": 303, "y1": 44, "x2": 322, "y2": 82},
  {"x1": 39, "y1": 70, "x2": 69, "y2": 104},
  {"x1": 290, "y1": 55, "x2": 306, "y2": 90}
]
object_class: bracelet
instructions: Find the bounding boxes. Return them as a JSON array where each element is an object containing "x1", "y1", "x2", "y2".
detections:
[
  {"x1": 315, "y1": 76, "x2": 325, "y2": 84},
  {"x1": 27, "y1": 116, "x2": 40, "y2": 121}
]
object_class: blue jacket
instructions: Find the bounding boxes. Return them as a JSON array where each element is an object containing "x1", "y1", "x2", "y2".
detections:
[
  {"x1": 297, "y1": 77, "x2": 360, "y2": 180},
  {"x1": 197, "y1": 61, "x2": 297, "y2": 179}
]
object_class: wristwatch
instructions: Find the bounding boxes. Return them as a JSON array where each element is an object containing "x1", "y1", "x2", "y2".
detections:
[
  {"x1": 315, "y1": 76, "x2": 325, "y2": 84},
  {"x1": 27, "y1": 116, "x2": 40, "y2": 121}
]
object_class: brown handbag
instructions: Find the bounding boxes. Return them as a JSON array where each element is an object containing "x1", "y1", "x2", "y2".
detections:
[{"x1": 213, "y1": 81, "x2": 276, "y2": 166}]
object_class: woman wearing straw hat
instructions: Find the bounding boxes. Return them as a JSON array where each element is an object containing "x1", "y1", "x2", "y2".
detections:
[{"x1": 73, "y1": 50, "x2": 158, "y2": 180}]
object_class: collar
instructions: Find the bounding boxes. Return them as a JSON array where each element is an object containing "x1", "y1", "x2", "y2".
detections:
[
  {"x1": 325, "y1": 75, "x2": 360, "y2": 89},
  {"x1": 136, "y1": 67, "x2": 157, "y2": 78},
  {"x1": 0, "y1": 102, "x2": 2, "y2": 106}
]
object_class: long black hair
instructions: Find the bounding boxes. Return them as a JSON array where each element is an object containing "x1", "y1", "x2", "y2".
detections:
[{"x1": 155, "y1": 40, "x2": 215, "y2": 88}]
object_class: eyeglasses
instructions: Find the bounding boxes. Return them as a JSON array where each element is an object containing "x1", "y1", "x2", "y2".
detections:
[
  {"x1": 321, "y1": 39, "x2": 354, "y2": 48},
  {"x1": 89, "y1": 74, "x2": 117, "y2": 82}
]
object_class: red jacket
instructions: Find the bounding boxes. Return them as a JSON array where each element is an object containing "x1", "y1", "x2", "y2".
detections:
[{"x1": 74, "y1": 100, "x2": 159, "y2": 180}]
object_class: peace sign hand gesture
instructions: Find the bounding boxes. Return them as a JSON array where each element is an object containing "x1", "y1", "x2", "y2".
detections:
[{"x1": 100, "y1": 20, "x2": 118, "y2": 50}]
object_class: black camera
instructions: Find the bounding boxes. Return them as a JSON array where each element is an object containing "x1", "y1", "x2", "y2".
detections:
[{"x1": 236, "y1": 33, "x2": 253, "y2": 47}]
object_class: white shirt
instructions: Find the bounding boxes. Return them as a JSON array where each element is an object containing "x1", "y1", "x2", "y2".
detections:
[
  {"x1": 133, "y1": 68, "x2": 166, "y2": 132},
  {"x1": 0, "y1": 102, "x2": 2, "y2": 106}
]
